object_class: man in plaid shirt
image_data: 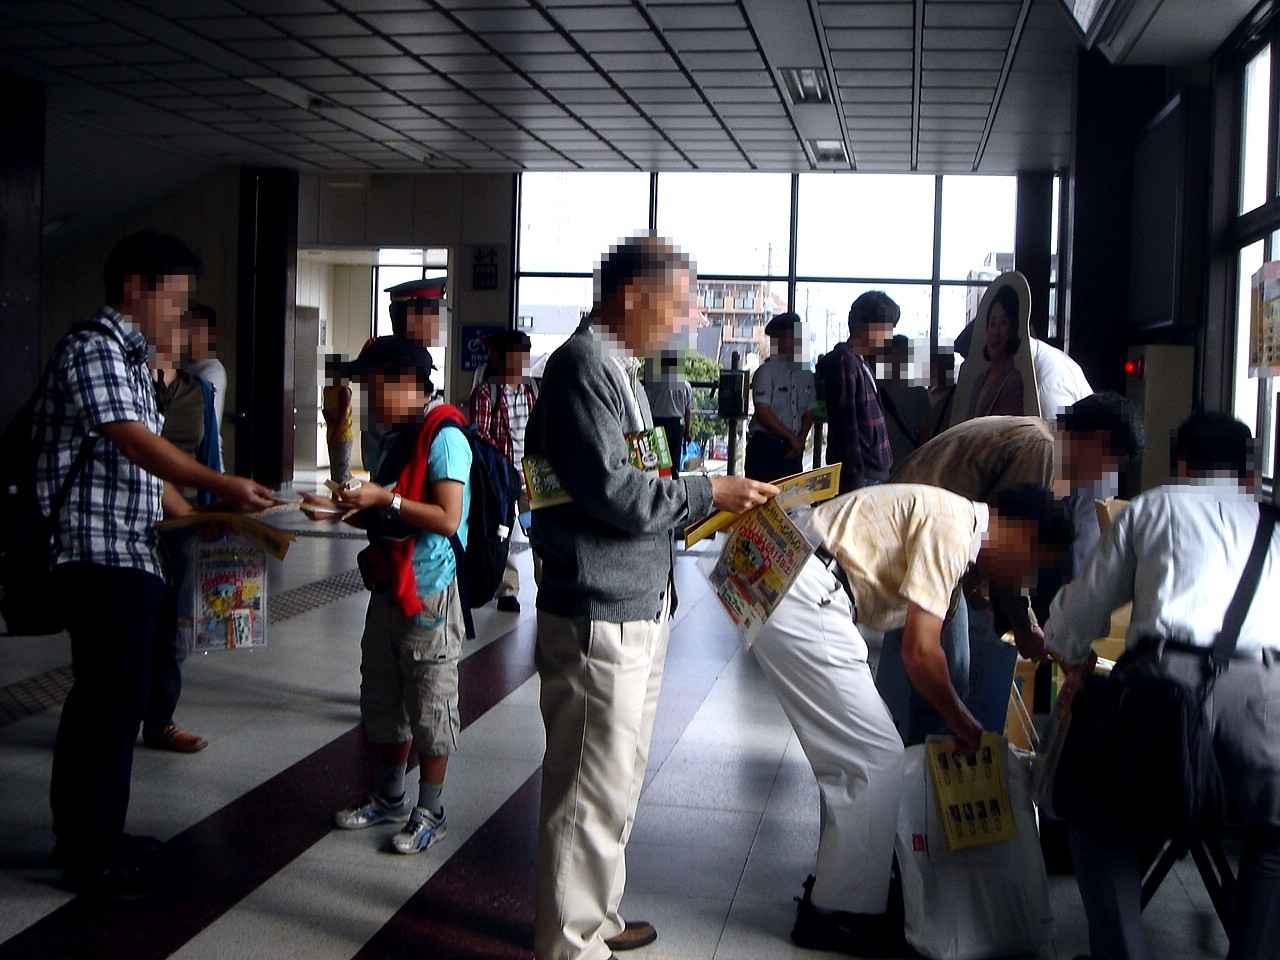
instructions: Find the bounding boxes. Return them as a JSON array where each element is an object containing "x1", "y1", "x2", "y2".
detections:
[
  {"x1": 815, "y1": 291, "x2": 898, "y2": 494},
  {"x1": 470, "y1": 330, "x2": 538, "y2": 612},
  {"x1": 32, "y1": 231, "x2": 274, "y2": 900}
]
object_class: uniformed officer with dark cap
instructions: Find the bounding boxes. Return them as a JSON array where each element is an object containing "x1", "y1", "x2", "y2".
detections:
[
  {"x1": 745, "y1": 312, "x2": 816, "y2": 482},
  {"x1": 360, "y1": 277, "x2": 446, "y2": 466}
]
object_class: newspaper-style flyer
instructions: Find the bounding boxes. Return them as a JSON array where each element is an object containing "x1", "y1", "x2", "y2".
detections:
[
  {"x1": 706, "y1": 497, "x2": 813, "y2": 646},
  {"x1": 192, "y1": 540, "x2": 268, "y2": 651},
  {"x1": 685, "y1": 463, "x2": 841, "y2": 547},
  {"x1": 524, "y1": 427, "x2": 673, "y2": 509}
]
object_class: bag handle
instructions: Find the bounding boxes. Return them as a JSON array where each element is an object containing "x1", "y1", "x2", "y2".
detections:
[{"x1": 1211, "y1": 504, "x2": 1278, "y2": 672}]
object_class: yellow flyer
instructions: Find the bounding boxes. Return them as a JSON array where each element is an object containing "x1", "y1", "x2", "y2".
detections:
[
  {"x1": 684, "y1": 463, "x2": 841, "y2": 547},
  {"x1": 156, "y1": 511, "x2": 295, "y2": 561},
  {"x1": 925, "y1": 732, "x2": 1015, "y2": 852},
  {"x1": 706, "y1": 497, "x2": 813, "y2": 646}
]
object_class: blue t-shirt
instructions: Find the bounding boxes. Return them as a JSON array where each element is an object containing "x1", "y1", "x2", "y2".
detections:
[{"x1": 412, "y1": 427, "x2": 472, "y2": 599}]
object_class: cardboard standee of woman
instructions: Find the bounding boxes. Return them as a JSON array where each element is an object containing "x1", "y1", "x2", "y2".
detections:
[{"x1": 949, "y1": 271, "x2": 1041, "y2": 430}]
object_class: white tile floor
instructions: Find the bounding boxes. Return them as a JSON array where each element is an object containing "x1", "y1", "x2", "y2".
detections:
[{"x1": 0, "y1": 528, "x2": 1234, "y2": 959}]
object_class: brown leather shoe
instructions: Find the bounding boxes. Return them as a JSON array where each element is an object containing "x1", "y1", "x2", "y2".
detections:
[
  {"x1": 604, "y1": 921, "x2": 657, "y2": 952},
  {"x1": 143, "y1": 724, "x2": 208, "y2": 753}
]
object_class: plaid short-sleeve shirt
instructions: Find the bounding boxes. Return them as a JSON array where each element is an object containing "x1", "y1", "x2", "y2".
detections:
[{"x1": 32, "y1": 306, "x2": 166, "y2": 578}]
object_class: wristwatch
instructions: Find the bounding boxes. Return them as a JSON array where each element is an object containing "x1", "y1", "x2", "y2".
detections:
[{"x1": 385, "y1": 492, "x2": 403, "y2": 521}]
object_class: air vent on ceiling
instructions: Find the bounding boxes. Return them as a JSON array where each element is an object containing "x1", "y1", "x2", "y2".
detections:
[
  {"x1": 780, "y1": 68, "x2": 832, "y2": 106},
  {"x1": 807, "y1": 138, "x2": 850, "y2": 167}
]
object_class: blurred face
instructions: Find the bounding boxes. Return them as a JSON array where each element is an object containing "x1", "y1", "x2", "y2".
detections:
[
  {"x1": 187, "y1": 317, "x2": 215, "y2": 359},
  {"x1": 368, "y1": 371, "x2": 426, "y2": 425},
  {"x1": 980, "y1": 517, "x2": 1060, "y2": 588},
  {"x1": 404, "y1": 304, "x2": 443, "y2": 347},
  {"x1": 622, "y1": 268, "x2": 693, "y2": 355},
  {"x1": 154, "y1": 317, "x2": 187, "y2": 370},
  {"x1": 500, "y1": 349, "x2": 530, "y2": 382},
  {"x1": 126, "y1": 273, "x2": 193, "y2": 346},
  {"x1": 985, "y1": 302, "x2": 1014, "y2": 359},
  {"x1": 1062, "y1": 432, "x2": 1123, "y2": 488},
  {"x1": 774, "y1": 330, "x2": 799, "y2": 361}
]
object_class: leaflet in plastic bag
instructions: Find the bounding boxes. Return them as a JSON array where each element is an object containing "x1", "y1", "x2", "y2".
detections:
[{"x1": 895, "y1": 740, "x2": 1055, "y2": 960}]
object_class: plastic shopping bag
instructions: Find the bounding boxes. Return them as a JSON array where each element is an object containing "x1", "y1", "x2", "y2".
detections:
[{"x1": 895, "y1": 741, "x2": 1055, "y2": 960}]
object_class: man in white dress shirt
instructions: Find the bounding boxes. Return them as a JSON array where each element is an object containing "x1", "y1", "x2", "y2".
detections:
[{"x1": 1042, "y1": 412, "x2": 1280, "y2": 960}]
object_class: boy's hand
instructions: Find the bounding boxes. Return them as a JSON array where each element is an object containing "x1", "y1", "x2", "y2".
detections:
[
  {"x1": 221, "y1": 476, "x2": 276, "y2": 513},
  {"x1": 336, "y1": 479, "x2": 393, "y2": 511},
  {"x1": 710, "y1": 476, "x2": 778, "y2": 514},
  {"x1": 299, "y1": 490, "x2": 350, "y2": 522}
]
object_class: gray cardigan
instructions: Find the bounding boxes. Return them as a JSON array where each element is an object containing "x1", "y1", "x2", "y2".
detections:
[{"x1": 527, "y1": 323, "x2": 715, "y2": 621}]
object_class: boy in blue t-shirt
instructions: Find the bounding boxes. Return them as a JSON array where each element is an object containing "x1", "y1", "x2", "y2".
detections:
[{"x1": 303, "y1": 336, "x2": 471, "y2": 855}]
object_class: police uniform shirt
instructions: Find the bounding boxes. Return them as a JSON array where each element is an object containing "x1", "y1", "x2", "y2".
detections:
[{"x1": 749, "y1": 356, "x2": 816, "y2": 437}]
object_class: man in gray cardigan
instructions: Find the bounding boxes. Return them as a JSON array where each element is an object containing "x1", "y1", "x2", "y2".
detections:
[{"x1": 527, "y1": 237, "x2": 776, "y2": 960}]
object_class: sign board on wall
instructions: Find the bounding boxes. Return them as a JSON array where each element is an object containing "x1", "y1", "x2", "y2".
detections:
[
  {"x1": 469, "y1": 246, "x2": 504, "y2": 291},
  {"x1": 462, "y1": 325, "x2": 502, "y2": 372}
]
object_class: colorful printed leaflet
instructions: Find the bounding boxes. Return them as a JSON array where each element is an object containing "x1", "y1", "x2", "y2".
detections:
[
  {"x1": 707, "y1": 497, "x2": 812, "y2": 646},
  {"x1": 193, "y1": 540, "x2": 267, "y2": 651},
  {"x1": 524, "y1": 427, "x2": 673, "y2": 509},
  {"x1": 926, "y1": 732, "x2": 1016, "y2": 852},
  {"x1": 684, "y1": 463, "x2": 841, "y2": 547}
]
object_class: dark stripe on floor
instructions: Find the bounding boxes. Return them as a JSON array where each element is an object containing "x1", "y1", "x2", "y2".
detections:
[
  {"x1": 0, "y1": 619, "x2": 538, "y2": 960},
  {"x1": 350, "y1": 592, "x2": 741, "y2": 959}
]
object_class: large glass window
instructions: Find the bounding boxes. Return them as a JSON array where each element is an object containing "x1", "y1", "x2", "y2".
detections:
[
  {"x1": 798, "y1": 281, "x2": 932, "y2": 357},
  {"x1": 519, "y1": 172, "x2": 650, "y2": 274},
  {"x1": 1235, "y1": 240, "x2": 1266, "y2": 430},
  {"x1": 796, "y1": 175, "x2": 935, "y2": 280},
  {"x1": 656, "y1": 172, "x2": 791, "y2": 276},
  {"x1": 939, "y1": 176, "x2": 1017, "y2": 282},
  {"x1": 1240, "y1": 46, "x2": 1271, "y2": 216}
]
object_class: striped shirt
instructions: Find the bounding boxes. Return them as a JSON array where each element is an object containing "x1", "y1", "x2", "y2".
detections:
[
  {"x1": 803, "y1": 483, "x2": 988, "y2": 631},
  {"x1": 32, "y1": 306, "x2": 165, "y2": 578},
  {"x1": 814, "y1": 343, "x2": 892, "y2": 485}
]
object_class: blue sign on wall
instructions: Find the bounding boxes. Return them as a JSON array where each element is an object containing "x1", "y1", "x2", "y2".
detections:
[{"x1": 462, "y1": 325, "x2": 501, "y2": 372}]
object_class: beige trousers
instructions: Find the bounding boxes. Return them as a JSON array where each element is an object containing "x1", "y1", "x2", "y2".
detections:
[{"x1": 534, "y1": 597, "x2": 671, "y2": 960}]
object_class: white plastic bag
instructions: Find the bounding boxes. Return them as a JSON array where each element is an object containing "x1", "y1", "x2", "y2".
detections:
[{"x1": 894, "y1": 743, "x2": 1055, "y2": 960}]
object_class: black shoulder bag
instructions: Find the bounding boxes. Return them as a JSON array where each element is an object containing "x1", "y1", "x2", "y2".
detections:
[{"x1": 1052, "y1": 504, "x2": 1277, "y2": 838}]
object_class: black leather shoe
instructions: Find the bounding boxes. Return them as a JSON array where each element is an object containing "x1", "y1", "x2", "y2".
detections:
[
  {"x1": 52, "y1": 833, "x2": 163, "y2": 870},
  {"x1": 58, "y1": 859, "x2": 159, "y2": 901},
  {"x1": 791, "y1": 875, "x2": 911, "y2": 958},
  {"x1": 496, "y1": 595, "x2": 520, "y2": 613}
]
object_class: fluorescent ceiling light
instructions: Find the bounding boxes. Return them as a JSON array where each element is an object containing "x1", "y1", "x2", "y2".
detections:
[
  {"x1": 781, "y1": 68, "x2": 832, "y2": 106},
  {"x1": 383, "y1": 140, "x2": 431, "y2": 163},
  {"x1": 807, "y1": 138, "x2": 850, "y2": 166},
  {"x1": 243, "y1": 76, "x2": 332, "y2": 112}
]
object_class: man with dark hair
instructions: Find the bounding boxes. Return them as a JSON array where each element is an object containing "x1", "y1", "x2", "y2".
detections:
[
  {"x1": 815, "y1": 291, "x2": 899, "y2": 493},
  {"x1": 746, "y1": 312, "x2": 816, "y2": 482},
  {"x1": 387, "y1": 276, "x2": 447, "y2": 345},
  {"x1": 471, "y1": 329, "x2": 538, "y2": 612},
  {"x1": 1045, "y1": 412, "x2": 1279, "y2": 960},
  {"x1": 750, "y1": 482, "x2": 1071, "y2": 956},
  {"x1": 32, "y1": 231, "x2": 274, "y2": 899},
  {"x1": 527, "y1": 236, "x2": 777, "y2": 960}
]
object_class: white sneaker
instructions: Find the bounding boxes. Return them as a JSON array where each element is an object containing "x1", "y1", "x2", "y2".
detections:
[
  {"x1": 391, "y1": 806, "x2": 447, "y2": 855},
  {"x1": 333, "y1": 792, "x2": 410, "y2": 830}
]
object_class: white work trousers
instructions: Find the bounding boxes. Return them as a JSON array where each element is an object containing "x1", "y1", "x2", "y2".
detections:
[
  {"x1": 750, "y1": 555, "x2": 905, "y2": 914},
  {"x1": 534, "y1": 600, "x2": 670, "y2": 960}
]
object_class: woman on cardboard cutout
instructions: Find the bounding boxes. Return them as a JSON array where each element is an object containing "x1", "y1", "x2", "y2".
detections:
[{"x1": 967, "y1": 284, "x2": 1024, "y2": 418}]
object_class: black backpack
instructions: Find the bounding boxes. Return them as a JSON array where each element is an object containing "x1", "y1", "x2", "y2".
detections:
[
  {"x1": 0, "y1": 320, "x2": 112, "y2": 636},
  {"x1": 422, "y1": 404, "x2": 521, "y2": 639}
]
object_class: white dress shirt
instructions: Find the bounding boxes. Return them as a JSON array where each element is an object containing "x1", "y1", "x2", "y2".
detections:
[{"x1": 1045, "y1": 476, "x2": 1280, "y2": 663}]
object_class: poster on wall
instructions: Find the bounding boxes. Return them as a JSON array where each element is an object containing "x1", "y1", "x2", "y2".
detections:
[
  {"x1": 462, "y1": 325, "x2": 504, "y2": 372},
  {"x1": 1250, "y1": 262, "x2": 1280, "y2": 378}
]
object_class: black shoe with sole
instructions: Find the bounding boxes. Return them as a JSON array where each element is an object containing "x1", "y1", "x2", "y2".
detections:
[
  {"x1": 496, "y1": 595, "x2": 520, "y2": 613},
  {"x1": 58, "y1": 859, "x2": 159, "y2": 902},
  {"x1": 790, "y1": 875, "x2": 911, "y2": 958}
]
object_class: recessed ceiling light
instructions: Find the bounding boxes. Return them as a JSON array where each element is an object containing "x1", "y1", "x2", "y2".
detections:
[
  {"x1": 807, "y1": 138, "x2": 850, "y2": 166},
  {"x1": 383, "y1": 140, "x2": 432, "y2": 163},
  {"x1": 780, "y1": 68, "x2": 832, "y2": 106},
  {"x1": 244, "y1": 76, "x2": 332, "y2": 112}
]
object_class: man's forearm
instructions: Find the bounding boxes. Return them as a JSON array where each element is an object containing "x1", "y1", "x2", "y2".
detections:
[{"x1": 104, "y1": 421, "x2": 234, "y2": 497}]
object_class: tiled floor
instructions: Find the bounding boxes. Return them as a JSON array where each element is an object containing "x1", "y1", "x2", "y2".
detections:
[{"x1": 0, "y1": 513, "x2": 1233, "y2": 959}]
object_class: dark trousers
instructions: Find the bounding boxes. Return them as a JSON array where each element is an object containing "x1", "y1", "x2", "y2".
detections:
[
  {"x1": 51, "y1": 562, "x2": 166, "y2": 868},
  {"x1": 1068, "y1": 650, "x2": 1280, "y2": 960},
  {"x1": 745, "y1": 432, "x2": 801, "y2": 482},
  {"x1": 144, "y1": 532, "x2": 192, "y2": 736},
  {"x1": 653, "y1": 416, "x2": 683, "y2": 478}
]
